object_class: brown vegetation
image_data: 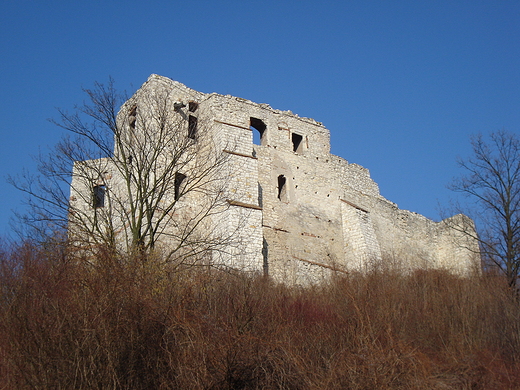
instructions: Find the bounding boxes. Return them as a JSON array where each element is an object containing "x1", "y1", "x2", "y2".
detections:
[{"x1": 0, "y1": 242, "x2": 519, "y2": 389}]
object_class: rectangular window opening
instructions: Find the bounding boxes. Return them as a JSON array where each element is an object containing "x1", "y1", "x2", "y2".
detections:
[
  {"x1": 174, "y1": 172, "x2": 187, "y2": 200},
  {"x1": 93, "y1": 185, "x2": 106, "y2": 208},
  {"x1": 250, "y1": 117, "x2": 266, "y2": 145},
  {"x1": 188, "y1": 115, "x2": 198, "y2": 139},
  {"x1": 292, "y1": 133, "x2": 303, "y2": 153}
]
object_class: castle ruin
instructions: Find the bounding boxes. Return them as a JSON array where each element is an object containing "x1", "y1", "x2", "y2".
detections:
[{"x1": 70, "y1": 74, "x2": 479, "y2": 284}]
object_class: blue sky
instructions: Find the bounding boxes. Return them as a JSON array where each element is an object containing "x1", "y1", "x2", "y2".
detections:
[{"x1": 1, "y1": 1, "x2": 519, "y2": 238}]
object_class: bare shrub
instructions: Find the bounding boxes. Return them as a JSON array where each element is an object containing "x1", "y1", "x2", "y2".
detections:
[{"x1": 1, "y1": 245, "x2": 519, "y2": 389}]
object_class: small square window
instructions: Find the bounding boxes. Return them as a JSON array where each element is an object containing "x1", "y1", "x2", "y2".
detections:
[{"x1": 188, "y1": 101, "x2": 199, "y2": 112}]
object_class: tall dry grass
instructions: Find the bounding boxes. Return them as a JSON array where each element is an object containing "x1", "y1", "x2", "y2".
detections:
[{"x1": 0, "y1": 241, "x2": 519, "y2": 389}]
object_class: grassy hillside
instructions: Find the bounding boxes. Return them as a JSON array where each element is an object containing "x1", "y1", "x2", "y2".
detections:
[{"x1": 1, "y1": 242, "x2": 519, "y2": 389}]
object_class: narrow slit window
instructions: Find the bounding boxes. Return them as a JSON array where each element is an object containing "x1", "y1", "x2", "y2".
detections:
[
  {"x1": 258, "y1": 182, "x2": 263, "y2": 208},
  {"x1": 188, "y1": 115, "x2": 198, "y2": 139},
  {"x1": 93, "y1": 185, "x2": 106, "y2": 208},
  {"x1": 277, "y1": 175, "x2": 287, "y2": 202},
  {"x1": 188, "y1": 101, "x2": 199, "y2": 112},
  {"x1": 129, "y1": 104, "x2": 137, "y2": 129},
  {"x1": 292, "y1": 133, "x2": 303, "y2": 153},
  {"x1": 250, "y1": 117, "x2": 266, "y2": 145},
  {"x1": 174, "y1": 172, "x2": 187, "y2": 200},
  {"x1": 262, "y1": 237, "x2": 269, "y2": 275}
]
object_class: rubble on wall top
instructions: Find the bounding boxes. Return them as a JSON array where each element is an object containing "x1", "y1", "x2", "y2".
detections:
[
  {"x1": 146, "y1": 74, "x2": 324, "y2": 127},
  {"x1": 206, "y1": 92, "x2": 324, "y2": 127}
]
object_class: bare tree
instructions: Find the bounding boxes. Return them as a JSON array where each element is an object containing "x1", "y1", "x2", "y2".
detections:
[
  {"x1": 9, "y1": 78, "x2": 233, "y2": 265},
  {"x1": 449, "y1": 130, "x2": 520, "y2": 288}
]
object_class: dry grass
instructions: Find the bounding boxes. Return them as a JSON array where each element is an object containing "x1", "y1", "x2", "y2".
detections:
[{"x1": 0, "y1": 242, "x2": 519, "y2": 389}]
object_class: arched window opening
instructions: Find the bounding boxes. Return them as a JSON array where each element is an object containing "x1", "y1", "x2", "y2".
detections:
[
  {"x1": 250, "y1": 117, "x2": 266, "y2": 145},
  {"x1": 174, "y1": 172, "x2": 187, "y2": 200},
  {"x1": 277, "y1": 175, "x2": 287, "y2": 202}
]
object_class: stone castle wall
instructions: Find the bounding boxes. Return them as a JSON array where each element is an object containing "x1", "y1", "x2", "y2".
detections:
[{"x1": 71, "y1": 74, "x2": 480, "y2": 283}]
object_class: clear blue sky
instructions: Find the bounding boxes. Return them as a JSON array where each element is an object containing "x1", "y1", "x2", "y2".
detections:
[{"x1": 1, "y1": 0, "x2": 519, "y2": 238}]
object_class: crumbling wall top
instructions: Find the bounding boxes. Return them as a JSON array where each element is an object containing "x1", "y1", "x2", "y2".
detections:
[{"x1": 144, "y1": 75, "x2": 325, "y2": 128}]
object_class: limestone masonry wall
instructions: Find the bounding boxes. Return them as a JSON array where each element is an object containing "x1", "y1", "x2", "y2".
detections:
[{"x1": 71, "y1": 74, "x2": 480, "y2": 284}]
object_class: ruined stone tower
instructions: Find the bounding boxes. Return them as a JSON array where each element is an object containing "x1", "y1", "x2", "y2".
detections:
[{"x1": 70, "y1": 74, "x2": 480, "y2": 284}]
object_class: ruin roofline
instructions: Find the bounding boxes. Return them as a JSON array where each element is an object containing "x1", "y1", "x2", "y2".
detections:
[{"x1": 146, "y1": 74, "x2": 325, "y2": 127}]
